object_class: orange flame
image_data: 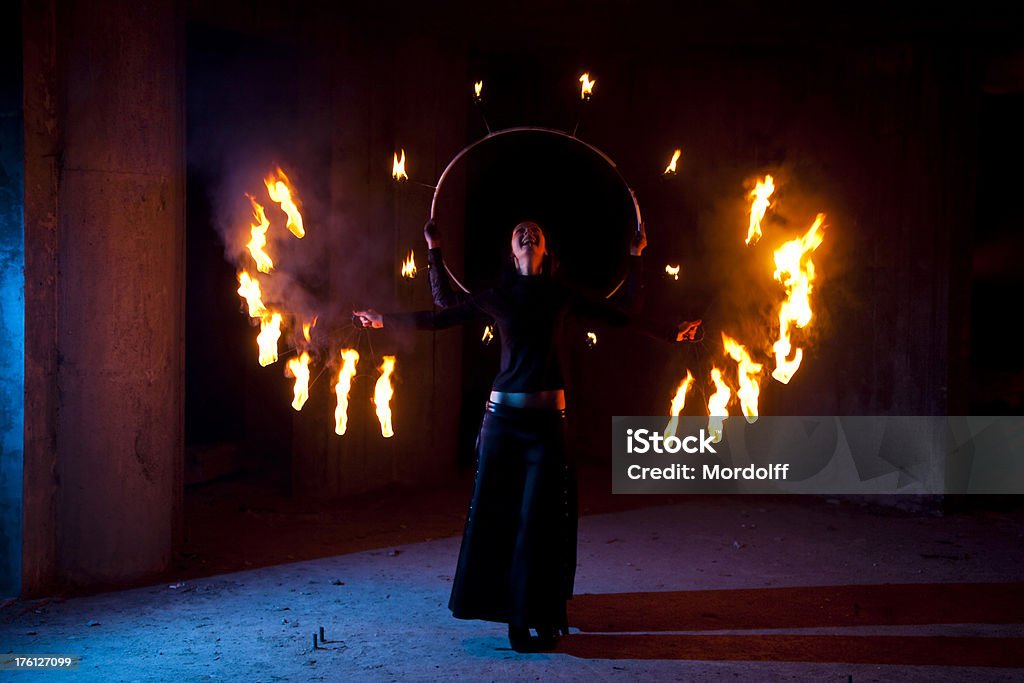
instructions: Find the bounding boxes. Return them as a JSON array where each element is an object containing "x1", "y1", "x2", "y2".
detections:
[
  {"x1": 746, "y1": 174, "x2": 775, "y2": 246},
  {"x1": 333, "y1": 350, "x2": 362, "y2": 436},
  {"x1": 474, "y1": 80, "x2": 483, "y2": 98},
  {"x1": 772, "y1": 213, "x2": 826, "y2": 384},
  {"x1": 256, "y1": 312, "x2": 282, "y2": 367},
  {"x1": 244, "y1": 194, "x2": 273, "y2": 273},
  {"x1": 286, "y1": 351, "x2": 311, "y2": 411},
  {"x1": 707, "y1": 367, "x2": 732, "y2": 443},
  {"x1": 264, "y1": 167, "x2": 304, "y2": 239},
  {"x1": 237, "y1": 272, "x2": 268, "y2": 318},
  {"x1": 721, "y1": 333, "x2": 763, "y2": 423},
  {"x1": 579, "y1": 72, "x2": 595, "y2": 100},
  {"x1": 333, "y1": 349, "x2": 360, "y2": 436},
  {"x1": 664, "y1": 149, "x2": 681, "y2": 175},
  {"x1": 482, "y1": 325, "x2": 494, "y2": 345},
  {"x1": 586, "y1": 331, "x2": 598, "y2": 348},
  {"x1": 392, "y1": 150, "x2": 408, "y2": 182},
  {"x1": 401, "y1": 251, "x2": 417, "y2": 279},
  {"x1": 665, "y1": 264, "x2": 680, "y2": 280},
  {"x1": 664, "y1": 369, "x2": 695, "y2": 439},
  {"x1": 374, "y1": 356, "x2": 396, "y2": 438},
  {"x1": 302, "y1": 317, "x2": 317, "y2": 344}
]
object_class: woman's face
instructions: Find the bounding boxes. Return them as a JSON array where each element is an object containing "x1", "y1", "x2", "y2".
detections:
[{"x1": 511, "y1": 222, "x2": 546, "y2": 270}]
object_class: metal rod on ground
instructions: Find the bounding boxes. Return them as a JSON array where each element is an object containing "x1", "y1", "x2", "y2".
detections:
[
  {"x1": 319, "y1": 626, "x2": 325, "y2": 643},
  {"x1": 312, "y1": 633, "x2": 318, "y2": 650}
]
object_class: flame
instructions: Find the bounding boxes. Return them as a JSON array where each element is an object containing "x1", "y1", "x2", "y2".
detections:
[
  {"x1": 586, "y1": 331, "x2": 598, "y2": 348},
  {"x1": 665, "y1": 264, "x2": 680, "y2": 280},
  {"x1": 264, "y1": 167, "x2": 304, "y2": 239},
  {"x1": 257, "y1": 312, "x2": 282, "y2": 367},
  {"x1": 721, "y1": 333, "x2": 763, "y2": 423},
  {"x1": 481, "y1": 325, "x2": 494, "y2": 345},
  {"x1": 244, "y1": 194, "x2": 273, "y2": 273},
  {"x1": 707, "y1": 367, "x2": 732, "y2": 443},
  {"x1": 401, "y1": 251, "x2": 417, "y2": 279},
  {"x1": 237, "y1": 272, "x2": 268, "y2": 318},
  {"x1": 579, "y1": 72, "x2": 595, "y2": 100},
  {"x1": 772, "y1": 213, "x2": 826, "y2": 384},
  {"x1": 664, "y1": 149, "x2": 681, "y2": 175},
  {"x1": 374, "y1": 356, "x2": 396, "y2": 438},
  {"x1": 746, "y1": 174, "x2": 775, "y2": 246},
  {"x1": 392, "y1": 149, "x2": 408, "y2": 182},
  {"x1": 333, "y1": 349, "x2": 360, "y2": 436},
  {"x1": 302, "y1": 317, "x2": 317, "y2": 343},
  {"x1": 664, "y1": 369, "x2": 695, "y2": 439},
  {"x1": 474, "y1": 80, "x2": 483, "y2": 98},
  {"x1": 286, "y1": 351, "x2": 311, "y2": 411}
]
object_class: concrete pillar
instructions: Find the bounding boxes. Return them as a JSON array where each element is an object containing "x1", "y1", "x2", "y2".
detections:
[{"x1": 22, "y1": 0, "x2": 184, "y2": 592}]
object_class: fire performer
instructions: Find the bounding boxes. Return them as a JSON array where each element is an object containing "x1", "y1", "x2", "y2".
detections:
[{"x1": 354, "y1": 219, "x2": 700, "y2": 652}]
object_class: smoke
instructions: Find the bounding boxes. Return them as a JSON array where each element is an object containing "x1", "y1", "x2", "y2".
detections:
[{"x1": 187, "y1": 33, "x2": 413, "y2": 377}]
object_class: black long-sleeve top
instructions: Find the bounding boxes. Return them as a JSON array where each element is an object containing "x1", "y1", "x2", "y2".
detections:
[{"x1": 383, "y1": 248, "x2": 644, "y2": 393}]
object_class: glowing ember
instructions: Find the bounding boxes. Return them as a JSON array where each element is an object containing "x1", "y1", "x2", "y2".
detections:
[
  {"x1": 664, "y1": 149, "x2": 681, "y2": 175},
  {"x1": 374, "y1": 356, "x2": 397, "y2": 438},
  {"x1": 481, "y1": 325, "x2": 494, "y2": 345},
  {"x1": 333, "y1": 349, "x2": 360, "y2": 436},
  {"x1": 579, "y1": 72, "x2": 595, "y2": 100},
  {"x1": 286, "y1": 351, "x2": 311, "y2": 411},
  {"x1": 586, "y1": 331, "x2": 598, "y2": 348},
  {"x1": 772, "y1": 213, "x2": 826, "y2": 384},
  {"x1": 237, "y1": 272, "x2": 267, "y2": 318},
  {"x1": 746, "y1": 174, "x2": 775, "y2": 246},
  {"x1": 474, "y1": 80, "x2": 483, "y2": 99},
  {"x1": 721, "y1": 333, "x2": 763, "y2": 423},
  {"x1": 707, "y1": 367, "x2": 732, "y2": 443},
  {"x1": 401, "y1": 251, "x2": 417, "y2": 279},
  {"x1": 244, "y1": 194, "x2": 273, "y2": 273},
  {"x1": 257, "y1": 312, "x2": 282, "y2": 367},
  {"x1": 264, "y1": 167, "x2": 305, "y2": 239},
  {"x1": 664, "y1": 369, "x2": 695, "y2": 439},
  {"x1": 665, "y1": 264, "x2": 680, "y2": 280},
  {"x1": 392, "y1": 149, "x2": 408, "y2": 182}
]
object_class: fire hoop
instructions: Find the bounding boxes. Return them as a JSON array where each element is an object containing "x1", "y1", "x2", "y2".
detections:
[{"x1": 430, "y1": 126, "x2": 643, "y2": 297}]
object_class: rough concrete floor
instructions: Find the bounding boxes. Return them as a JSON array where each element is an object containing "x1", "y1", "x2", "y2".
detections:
[{"x1": 2, "y1": 492, "x2": 1023, "y2": 681}]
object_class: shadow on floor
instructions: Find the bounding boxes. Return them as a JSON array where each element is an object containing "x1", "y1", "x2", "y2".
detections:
[{"x1": 561, "y1": 582, "x2": 1024, "y2": 666}]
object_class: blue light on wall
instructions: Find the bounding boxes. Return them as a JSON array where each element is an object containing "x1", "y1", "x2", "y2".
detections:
[{"x1": 0, "y1": 1, "x2": 24, "y2": 597}]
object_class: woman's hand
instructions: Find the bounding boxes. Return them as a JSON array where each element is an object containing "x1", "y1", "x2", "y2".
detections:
[
  {"x1": 676, "y1": 319, "x2": 702, "y2": 342},
  {"x1": 353, "y1": 309, "x2": 384, "y2": 329},
  {"x1": 629, "y1": 221, "x2": 647, "y2": 256},
  {"x1": 424, "y1": 219, "x2": 441, "y2": 249}
]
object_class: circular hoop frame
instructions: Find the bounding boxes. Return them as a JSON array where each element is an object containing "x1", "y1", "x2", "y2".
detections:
[{"x1": 430, "y1": 127, "x2": 642, "y2": 297}]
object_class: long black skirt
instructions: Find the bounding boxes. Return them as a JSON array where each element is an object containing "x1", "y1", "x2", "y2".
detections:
[{"x1": 448, "y1": 400, "x2": 578, "y2": 629}]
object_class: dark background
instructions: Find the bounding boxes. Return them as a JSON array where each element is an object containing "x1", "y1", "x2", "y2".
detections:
[{"x1": 182, "y1": 1, "x2": 1024, "y2": 493}]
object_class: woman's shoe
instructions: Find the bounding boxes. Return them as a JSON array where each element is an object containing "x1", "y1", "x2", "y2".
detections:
[
  {"x1": 533, "y1": 625, "x2": 560, "y2": 651},
  {"x1": 508, "y1": 625, "x2": 534, "y2": 653}
]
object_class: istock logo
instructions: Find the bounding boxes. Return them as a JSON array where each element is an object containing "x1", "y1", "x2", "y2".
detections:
[{"x1": 626, "y1": 428, "x2": 717, "y2": 454}]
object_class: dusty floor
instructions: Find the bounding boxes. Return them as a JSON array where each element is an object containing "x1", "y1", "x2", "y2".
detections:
[{"x1": 2, "y1": 475, "x2": 1024, "y2": 681}]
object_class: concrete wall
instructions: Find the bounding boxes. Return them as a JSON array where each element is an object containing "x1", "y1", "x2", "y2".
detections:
[
  {"x1": 22, "y1": 0, "x2": 184, "y2": 594},
  {"x1": 1, "y1": 2, "x2": 25, "y2": 598},
  {"x1": 183, "y1": 4, "x2": 993, "y2": 493},
  {"x1": 290, "y1": 30, "x2": 470, "y2": 497}
]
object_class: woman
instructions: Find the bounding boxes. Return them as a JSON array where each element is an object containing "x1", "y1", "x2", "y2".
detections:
[{"x1": 354, "y1": 220, "x2": 699, "y2": 652}]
